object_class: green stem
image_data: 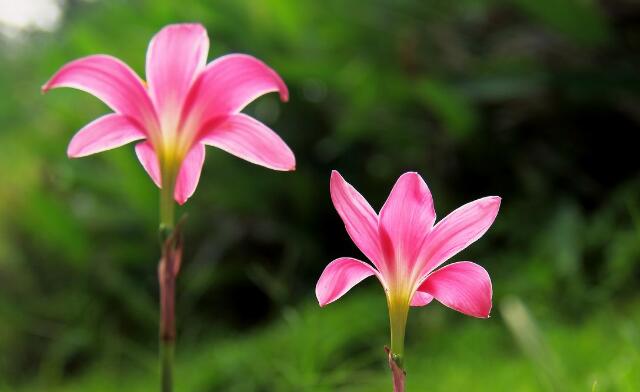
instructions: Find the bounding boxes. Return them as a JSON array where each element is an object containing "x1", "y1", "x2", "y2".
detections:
[
  {"x1": 388, "y1": 296, "x2": 409, "y2": 367},
  {"x1": 387, "y1": 295, "x2": 409, "y2": 392},
  {"x1": 161, "y1": 340, "x2": 174, "y2": 392},
  {"x1": 159, "y1": 170, "x2": 176, "y2": 231}
]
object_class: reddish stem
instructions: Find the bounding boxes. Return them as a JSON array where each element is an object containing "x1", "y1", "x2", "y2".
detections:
[
  {"x1": 385, "y1": 346, "x2": 406, "y2": 392},
  {"x1": 158, "y1": 222, "x2": 183, "y2": 392},
  {"x1": 159, "y1": 229, "x2": 182, "y2": 341}
]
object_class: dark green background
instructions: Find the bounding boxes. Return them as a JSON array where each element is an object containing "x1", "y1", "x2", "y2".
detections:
[{"x1": 1, "y1": 0, "x2": 639, "y2": 390}]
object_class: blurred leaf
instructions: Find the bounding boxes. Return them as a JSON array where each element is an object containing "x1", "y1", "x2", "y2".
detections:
[
  {"x1": 20, "y1": 190, "x2": 89, "y2": 264},
  {"x1": 416, "y1": 79, "x2": 479, "y2": 138},
  {"x1": 507, "y1": 0, "x2": 611, "y2": 46}
]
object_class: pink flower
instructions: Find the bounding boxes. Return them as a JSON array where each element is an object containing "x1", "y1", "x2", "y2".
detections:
[
  {"x1": 42, "y1": 23, "x2": 295, "y2": 205},
  {"x1": 316, "y1": 171, "x2": 500, "y2": 359}
]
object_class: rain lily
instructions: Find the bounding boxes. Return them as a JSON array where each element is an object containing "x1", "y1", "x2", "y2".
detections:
[
  {"x1": 43, "y1": 23, "x2": 295, "y2": 392},
  {"x1": 42, "y1": 23, "x2": 294, "y2": 218},
  {"x1": 316, "y1": 171, "x2": 500, "y2": 391}
]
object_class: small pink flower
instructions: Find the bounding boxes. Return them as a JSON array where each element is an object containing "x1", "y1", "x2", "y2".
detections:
[
  {"x1": 43, "y1": 23, "x2": 295, "y2": 205},
  {"x1": 316, "y1": 171, "x2": 500, "y2": 360}
]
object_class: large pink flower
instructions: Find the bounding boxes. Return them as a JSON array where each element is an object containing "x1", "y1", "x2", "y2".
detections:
[
  {"x1": 316, "y1": 171, "x2": 500, "y2": 346},
  {"x1": 43, "y1": 23, "x2": 295, "y2": 205}
]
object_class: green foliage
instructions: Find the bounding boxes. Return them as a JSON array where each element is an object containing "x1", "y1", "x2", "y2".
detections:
[{"x1": 506, "y1": 0, "x2": 611, "y2": 45}]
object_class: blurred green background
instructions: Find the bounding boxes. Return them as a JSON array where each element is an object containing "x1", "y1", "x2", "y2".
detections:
[{"x1": 1, "y1": 0, "x2": 639, "y2": 390}]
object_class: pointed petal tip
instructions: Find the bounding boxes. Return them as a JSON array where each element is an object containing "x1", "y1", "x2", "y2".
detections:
[
  {"x1": 316, "y1": 296, "x2": 328, "y2": 307},
  {"x1": 264, "y1": 161, "x2": 295, "y2": 171},
  {"x1": 175, "y1": 197, "x2": 188, "y2": 206},
  {"x1": 279, "y1": 86, "x2": 289, "y2": 102},
  {"x1": 315, "y1": 292, "x2": 338, "y2": 308},
  {"x1": 329, "y1": 170, "x2": 346, "y2": 194},
  {"x1": 330, "y1": 169, "x2": 343, "y2": 181},
  {"x1": 41, "y1": 76, "x2": 60, "y2": 95},
  {"x1": 40, "y1": 71, "x2": 59, "y2": 94},
  {"x1": 391, "y1": 171, "x2": 428, "y2": 187},
  {"x1": 135, "y1": 141, "x2": 162, "y2": 188},
  {"x1": 329, "y1": 170, "x2": 343, "y2": 197},
  {"x1": 461, "y1": 307, "x2": 492, "y2": 319},
  {"x1": 173, "y1": 144, "x2": 206, "y2": 204},
  {"x1": 66, "y1": 142, "x2": 78, "y2": 158},
  {"x1": 272, "y1": 155, "x2": 295, "y2": 171},
  {"x1": 485, "y1": 196, "x2": 502, "y2": 208},
  {"x1": 269, "y1": 63, "x2": 288, "y2": 102},
  {"x1": 475, "y1": 307, "x2": 492, "y2": 319},
  {"x1": 394, "y1": 172, "x2": 426, "y2": 188},
  {"x1": 474, "y1": 301, "x2": 493, "y2": 318},
  {"x1": 485, "y1": 196, "x2": 502, "y2": 215},
  {"x1": 41, "y1": 74, "x2": 56, "y2": 93},
  {"x1": 315, "y1": 287, "x2": 330, "y2": 307}
]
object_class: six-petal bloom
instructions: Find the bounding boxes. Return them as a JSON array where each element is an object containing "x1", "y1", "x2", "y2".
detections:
[
  {"x1": 42, "y1": 23, "x2": 295, "y2": 204},
  {"x1": 316, "y1": 171, "x2": 500, "y2": 332}
]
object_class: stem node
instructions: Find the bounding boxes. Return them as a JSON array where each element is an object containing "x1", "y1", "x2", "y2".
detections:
[{"x1": 385, "y1": 346, "x2": 406, "y2": 392}]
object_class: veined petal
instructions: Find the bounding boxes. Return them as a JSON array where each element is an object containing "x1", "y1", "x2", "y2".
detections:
[
  {"x1": 42, "y1": 55, "x2": 156, "y2": 128},
  {"x1": 146, "y1": 24, "x2": 209, "y2": 121},
  {"x1": 410, "y1": 291, "x2": 434, "y2": 307},
  {"x1": 135, "y1": 141, "x2": 161, "y2": 187},
  {"x1": 417, "y1": 196, "x2": 501, "y2": 277},
  {"x1": 330, "y1": 171, "x2": 385, "y2": 271},
  {"x1": 316, "y1": 257, "x2": 378, "y2": 307},
  {"x1": 200, "y1": 113, "x2": 295, "y2": 171},
  {"x1": 181, "y1": 54, "x2": 288, "y2": 128},
  {"x1": 379, "y1": 172, "x2": 436, "y2": 273},
  {"x1": 415, "y1": 261, "x2": 492, "y2": 318},
  {"x1": 67, "y1": 114, "x2": 145, "y2": 157},
  {"x1": 174, "y1": 143, "x2": 206, "y2": 205}
]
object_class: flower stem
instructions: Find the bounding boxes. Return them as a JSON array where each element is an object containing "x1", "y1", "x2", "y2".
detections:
[
  {"x1": 160, "y1": 173, "x2": 176, "y2": 232},
  {"x1": 158, "y1": 223, "x2": 181, "y2": 392},
  {"x1": 158, "y1": 169, "x2": 179, "y2": 392},
  {"x1": 386, "y1": 346, "x2": 406, "y2": 392},
  {"x1": 387, "y1": 295, "x2": 409, "y2": 392},
  {"x1": 161, "y1": 340, "x2": 174, "y2": 392}
]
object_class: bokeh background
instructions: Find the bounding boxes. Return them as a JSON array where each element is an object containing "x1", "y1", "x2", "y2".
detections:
[{"x1": 1, "y1": 0, "x2": 639, "y2": 390}]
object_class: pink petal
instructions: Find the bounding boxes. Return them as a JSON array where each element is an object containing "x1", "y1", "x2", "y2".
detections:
[
  {"x1": 42, "y1": 55, "x2": 157, "y2": 128},
  {"x1": 181, "y1": 54, "x2": 288, "y2": 128},
  {"x1": 410, "y1": 291, "x2": 434, "y2": 307},
  {"x1": 379, "y1": 172, "x2": 436, "y2": 272},
  {"x1": 415, "y1": 261, "x2": 492, "y2": 318},
  {"x1": 146, "y1": 24, "x2": 209, "y2": 119},
  {"x1": 67, "y1": 114, "x2": 145, "y2": 157},
  {"x1": 135, "y1": 141, "x2": 161, "y2": 187},
  {"x1": 316, "y1": 257, "x2": 378, "y2": 307},
  {"x1": 174, "y1": 143, "x2": 206, "y2": 205},
  {"x1": 199, "y1": 113, "x2": 295, "y2": 171},
  {"x1": 417, "y1": 196, "x2": 501, "y2": 277},
  {"x1": 330, "y1": 171, "x2": 385, "y2": 271}
]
